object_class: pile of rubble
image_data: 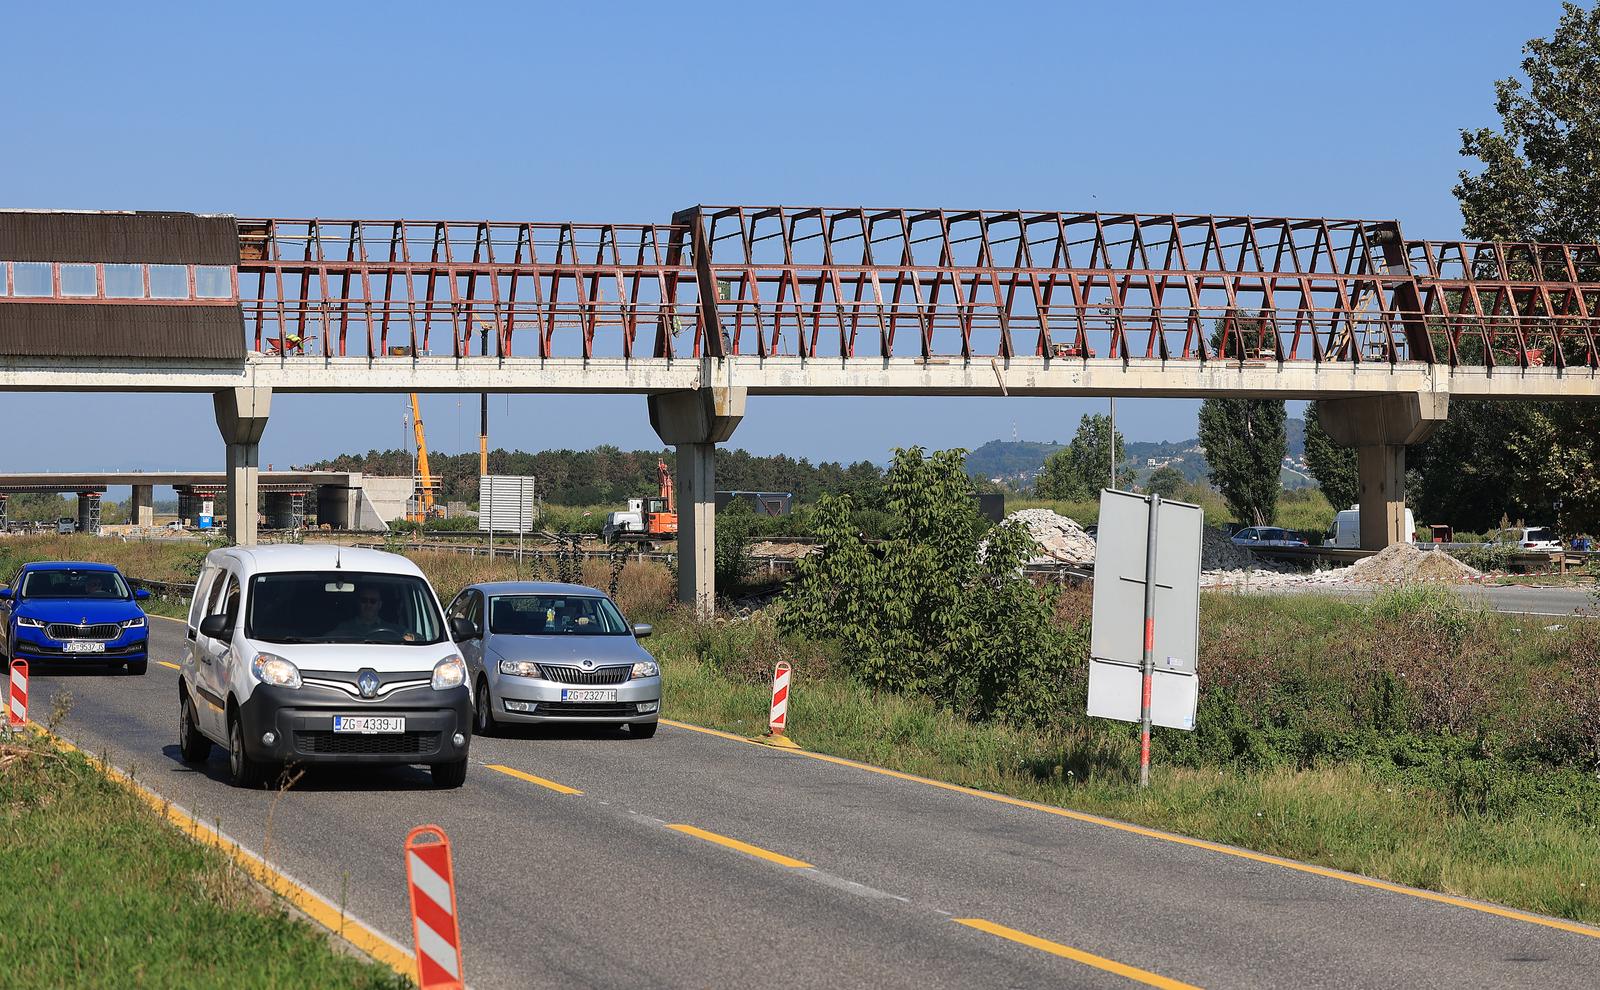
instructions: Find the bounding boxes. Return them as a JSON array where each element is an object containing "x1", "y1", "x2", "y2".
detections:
[
  {"x1": 1004, "y1": 509, "x2": 1098, "y2": 566},
  {"x1": 1332, "y1": 543, "x2": 1483, "y2": 584}
]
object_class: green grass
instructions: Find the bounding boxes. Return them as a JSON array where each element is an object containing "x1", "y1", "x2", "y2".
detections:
[{"x1": 0, "y1": 730, "x2": 407, "y2": 990}]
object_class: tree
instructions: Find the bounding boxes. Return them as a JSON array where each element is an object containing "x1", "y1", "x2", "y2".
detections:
[
  {"x1": 779, "y1": 448, "x2": 1075, "y2": 725},
  {"x1": 1433, "y1": 2, "x2": 1600, "y2": 532},
  {"x1": 1146, "y1": 464, "x2": 1186, "y2": 499},
  {"x1": 1033, "y1": 413, "x2": 1130, "y2": 499},
  {"x1": 1302, "y1": 401, "x2": 1358, "y2": 511},
  {"x1": 714, "y1": 498, "x2": 756, "y2": 593},
  {"x1": 1197, "y1": 397, "x2": 1285, "y2": 525}
]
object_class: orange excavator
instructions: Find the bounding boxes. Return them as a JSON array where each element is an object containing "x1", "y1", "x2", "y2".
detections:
[{"x1": 601, "y1": 458, "x2": 677, "y2": 542}]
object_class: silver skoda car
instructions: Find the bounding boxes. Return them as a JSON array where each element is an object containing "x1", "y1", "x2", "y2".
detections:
[{"x1": 447, "y1": 582, "x2": 661, "y2": 738}]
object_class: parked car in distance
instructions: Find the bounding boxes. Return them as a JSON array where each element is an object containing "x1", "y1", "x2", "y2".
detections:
[
  {"x1": 448, "y1": 581, "x2": 661, "y2": 738},
  {"x1": 1230, "y1": 526, "x2": 1307, "y2": 548},
  {"x1": 1513, "y1": 526, "x2": 1561, "y2": 551},
  {"x1": 177, "y1": 545, "x2": 472, "y2": 788},
  {"x1": 0, "y1": 562, "x2": 151, "y2": 674}
]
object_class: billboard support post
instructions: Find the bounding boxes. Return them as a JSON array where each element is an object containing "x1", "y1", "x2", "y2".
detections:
[{"x1": 1139, "y1": 493, "x2": 1160, "y2": 789}]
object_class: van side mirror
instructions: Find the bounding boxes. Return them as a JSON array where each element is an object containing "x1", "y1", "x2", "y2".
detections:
[
  {"x1": 451, "y1": 616, "x2": 480, "y2": 640},
  {"x1": 632, "y1": 623, "x2": 653, "y2": 639},
  {"x1": 133, "y1": 589, "x2": 151, "y2": 601},
  {"x1": 198, "y1": 614, "x2": 232, "y2": 640}
]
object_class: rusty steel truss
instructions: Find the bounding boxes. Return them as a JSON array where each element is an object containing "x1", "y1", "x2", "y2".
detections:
[{"x1": 235, "y1": 208, "x2": 1600, "y2": 370}]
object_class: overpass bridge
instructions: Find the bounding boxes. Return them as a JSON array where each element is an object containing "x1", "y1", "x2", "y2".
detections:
[{"x1": 2, "y1": 206, "x2": 1597, "y2": 608}]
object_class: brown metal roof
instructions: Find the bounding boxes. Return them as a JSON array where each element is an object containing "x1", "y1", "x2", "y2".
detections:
[{"x1": 0, "y1": 211, "x2": 237, "y2": 265}]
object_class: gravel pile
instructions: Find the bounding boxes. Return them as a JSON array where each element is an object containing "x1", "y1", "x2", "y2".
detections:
[
  {"x1": 1004, "y1": 509, "x2": 1098, "y2": 566},
  {"x1": 1201, "y1": 527, "x2": 1259, "y2": 571},
  {"x1": 1337, "y1": 543, "x2": 1482, "y2": 583}
]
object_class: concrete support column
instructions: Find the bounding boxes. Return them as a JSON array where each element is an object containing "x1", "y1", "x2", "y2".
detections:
[
  {"x1": 265, "y1": 492, "x2": 293, "y2": 530},
  {"x1": 1319, "y1": 392, "x2": 1449, "y2": 550},
  {"x1": 213, "y1": 387, "x2": 272, "y2": 547},
  {"x1": 77, "y1": 494, "x2": 98, "y2": 534},
  {"x1": 648, "y1": 387, "x2": 746, "y2": 613},
  {"x1": 130, "y1": 485, "x2": 154, "y2": 528}
]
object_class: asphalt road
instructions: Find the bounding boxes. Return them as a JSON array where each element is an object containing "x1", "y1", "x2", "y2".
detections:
[
  {"x1": 1269, "y1": 582, "x2": 1595, "y2": 617},
  {"x1": 23, "y1": 616, "x2": 1600, "y2": 989}
]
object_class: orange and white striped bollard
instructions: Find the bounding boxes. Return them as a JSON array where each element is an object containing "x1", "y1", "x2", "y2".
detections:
[
  {"x1": 8, "y1": 659, "x2": 28, "y2": 728},
  {"x1": 405, "y1": 825, "x2": 464, "y2": 990}
]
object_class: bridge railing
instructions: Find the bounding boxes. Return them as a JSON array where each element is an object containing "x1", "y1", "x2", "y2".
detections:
[{"x1": 233, "y1": 210, "x2": 1600, "y2": 369}]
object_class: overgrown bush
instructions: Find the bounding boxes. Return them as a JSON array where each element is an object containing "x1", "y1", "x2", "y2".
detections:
[{"x1": 779, "y1": 447, "x2": 1077, "y2": 727}]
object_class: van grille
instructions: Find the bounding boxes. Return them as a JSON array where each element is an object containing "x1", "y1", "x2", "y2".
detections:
[{"x1": 295, "y1": 731, "x2": 440, "y2": 755}]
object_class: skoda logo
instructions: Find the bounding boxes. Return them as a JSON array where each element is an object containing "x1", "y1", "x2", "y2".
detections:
[
  {"x1": 580, "y1": 659, "x2": 595, "y2": 671},
  {"x1": 357, "y1": 669, "x2": 380, "y2": 699}
]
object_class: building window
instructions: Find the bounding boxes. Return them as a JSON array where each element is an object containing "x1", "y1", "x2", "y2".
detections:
[
  {"x1": 104, "y1": 264, "x2": 145, "y2": 298},
  {"x1": 12, "y1": 262, "x2": 52, "y2": 297},
  {"x1": 60, "y1": 263, "x2": 97, "y2": 297},
  {"x1": 148, "y1": 264, "x2": 189, "y2": 299},
  {"x1": 194, "y1": 265, "x2": 231, "y2": 299}
]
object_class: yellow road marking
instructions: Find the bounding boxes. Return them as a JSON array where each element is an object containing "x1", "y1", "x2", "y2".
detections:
[
  {"x1": 957, "y1": 918, "x2": 1199, "y2": 990},
  {"x1": 156, "y1": 660, "x2": 181, "y2": 671},
  {"x1": 658, "y1": 719, "x2": 1600, "y2": 941},
  {"x1": 668, "y1": 824, "x2": 811, "y2": 868},
  {"x1": 484, "y1": 764, "x2": 582, "y2": 795},
  {"x1": 24, "y1": 725, "x2": 416, "y2": 981}
]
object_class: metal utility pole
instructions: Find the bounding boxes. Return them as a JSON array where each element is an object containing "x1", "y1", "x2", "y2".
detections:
[
  {"x1": 479, "y1": 325, "x2": 490, "y2": 477},
  {"x1": 1109, "y1": 397, "x2": 1117, "y2": 488}
]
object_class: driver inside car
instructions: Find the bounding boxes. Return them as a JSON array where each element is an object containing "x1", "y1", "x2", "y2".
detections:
[{"x1": 331, "y1": 585, "x2": 415, "y2": 641}]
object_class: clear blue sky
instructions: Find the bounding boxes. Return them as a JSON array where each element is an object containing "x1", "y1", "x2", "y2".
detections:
[{"x1": 0, "y1": 0, "x2": 1570, "y2": 471}]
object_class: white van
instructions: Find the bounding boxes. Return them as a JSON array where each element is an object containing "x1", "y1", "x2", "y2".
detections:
[
  {"x1": 1329, "y1": 505, "x2": 1416, "y2": 549},
  {"x1": 177, "y1": 545, "x2": 473, "y2": 788}
]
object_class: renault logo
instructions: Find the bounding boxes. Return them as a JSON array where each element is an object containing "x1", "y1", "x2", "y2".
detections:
[
  {"x1": 357, "y1": 669, "x2": 380, "y2": 699},
  {"x1": 580, "y1": 659, "x2": 594, "y2": 671}
]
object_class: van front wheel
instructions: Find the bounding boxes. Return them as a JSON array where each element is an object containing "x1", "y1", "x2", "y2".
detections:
[
  {"x1": 431, "y1": 759, "x2": 468, "y2": 789},
  {"x1": 227, "y1": 714, "x2": 268, "y2": 788}
]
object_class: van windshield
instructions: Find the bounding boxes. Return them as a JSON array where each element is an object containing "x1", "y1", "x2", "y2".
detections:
[
  {"x1": 489, "y1": 594, "x2": 630, "y2": 636},
  {"x1": 246, "y1": 571, "x2": 445, "y2": 645}
]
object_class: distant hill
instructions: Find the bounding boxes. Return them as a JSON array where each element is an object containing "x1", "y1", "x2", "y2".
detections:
[{"x1": 965, "y1": 417, "x2": 1312, "y2": 491}]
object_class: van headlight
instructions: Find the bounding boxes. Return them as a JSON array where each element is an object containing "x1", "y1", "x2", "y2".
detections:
[
  {"x1": 631, "y1": 660, "x2": 660, "y2": 679},
  {"x1": 432, "y1": 655, "x2": 467, "y2": 690},
  {"x1": 251, "y1": 653, "x2": 302, "y2": 689}
]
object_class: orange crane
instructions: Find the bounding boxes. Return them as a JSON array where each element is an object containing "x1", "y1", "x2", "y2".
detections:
[{"x1": 408, "y1": 393, "x2": 441, "y2": 523}]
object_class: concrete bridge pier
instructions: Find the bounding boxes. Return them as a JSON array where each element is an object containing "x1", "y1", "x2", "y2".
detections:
[
  {"x1": 648, "y1": 387, "x2": 747, "y2": 614},
  {"x1": 1319, "y1": 392, "x2": 1449, "y2": 549},
  {"x1": 213, "y1": 387, "x2": 272, "y2": 546},
  {"x1": 76, "y1": 493, "x2": 101, "y2": 535},
  {"x1": 130, "y1": 485, "x2": 154, "y2": 528}
]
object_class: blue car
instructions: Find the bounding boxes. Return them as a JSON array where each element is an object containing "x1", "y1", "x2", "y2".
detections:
[{"x1": 0, "y1": 562, "x2": 151, "y2": 675}]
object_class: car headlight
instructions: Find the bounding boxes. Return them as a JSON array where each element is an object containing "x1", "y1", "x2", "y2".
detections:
[
  {"x1": 15, "y1": 616, "x2": 44, "y2": 628},
  {"x1": 631, "y1": 660, "x2": 660, "y2": 679},
  {"x1": 498, "y1": 659, "x2": 543, "y2": 679},
  {"x1": 432, "y1": 655, "x2": 467, "y2": 690},
  {"x1": 251, "y1": 652, "x2": 302, "y2": 689},
  {"x1": 121, "y1": 616, "x2": 146, "y2": 630}
]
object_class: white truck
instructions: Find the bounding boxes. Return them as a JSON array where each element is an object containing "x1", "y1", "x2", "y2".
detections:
[{"x1": 1329, "y1": 505, "x2": 1416, "y2": 548}]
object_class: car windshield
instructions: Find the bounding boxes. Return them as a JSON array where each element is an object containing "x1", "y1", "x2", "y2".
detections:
[
  {"x1": 20, "y1": 569, "x2": 130, "y2": 599},
  {"x1": 489, "y1": 594, "x2": 629, "y2": 636},
  {"x1": 245, "y1": 571, "x2": 445, "y2": 645}
]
